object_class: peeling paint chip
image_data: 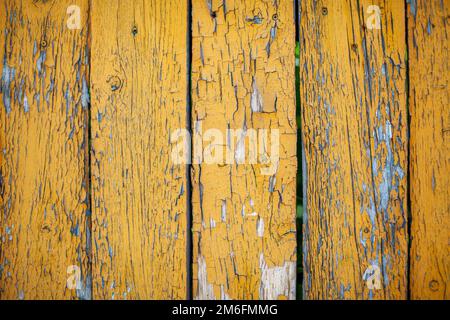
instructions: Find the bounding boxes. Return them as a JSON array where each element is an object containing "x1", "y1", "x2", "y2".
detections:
[{"x1": 251, "y1": 79, "x2": 263, "y2": 112}]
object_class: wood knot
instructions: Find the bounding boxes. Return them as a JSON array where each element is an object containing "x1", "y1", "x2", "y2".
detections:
[
  {"x1": 429, "y1": 280, "x2": 439, "y2": 292},
  {"x1": 351, "y1": 43, "x2": 358, "y2": 52},
  {"x1": 210, "y1": 11, "x2": 217, "y2": 18},
  {"x1": 108, "y1": 75, "x2": 123, "y2": 92},
  {"x1": 321, "y1": 7, "x2": 328, "y2": 16}
]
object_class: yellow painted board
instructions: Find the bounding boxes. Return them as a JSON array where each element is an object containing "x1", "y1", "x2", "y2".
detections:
[
  {"x1": 299, "y1": 0, "x2": 408, "y2": 299},
  {"x1": 408, "y1": 0, "x2": 449, "y2": 300},
  {"x1": 90, "y1": 0, "x2": 188, "y2": 299},
  {"x1": 0, "y1": 0, "x2": 90, "y2": 299},
  {"x1": 191, "y1": 0, "x2": 297, "y2": 300}
]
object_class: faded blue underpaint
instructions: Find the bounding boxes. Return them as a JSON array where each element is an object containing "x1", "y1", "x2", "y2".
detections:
[
  {"x1": 407, "y1": 0, "x2": 417, "y2": 19},
  {"x1": 427, "y1": 18, "x2": 432, "y2": 35},
  {"x1": 81, "y1": 75, "x2": 89, "y2": 109},
  {"x1": 23, "y1": 94, "x2": 29, "y2": 113},
  {"x1": 71, "y1": 222, "x2": 80, "y2": 236},
  {"x1": 382, "y1": 253, "x2": 390, "y2": 286},
  {"x1": 1, "y1": 56, "x2": 15, "y2": 114},
  {"x1": 33, "y1": 40, "x2": 37, "y2": 56},
  {"x1": 36, "y1": 51, "x2": 46, "y2": 78},
  {"x1": 64, "y1": 84, "x2": 71, "y2": 115}
]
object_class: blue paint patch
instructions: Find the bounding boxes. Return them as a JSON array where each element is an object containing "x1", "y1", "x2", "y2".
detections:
[
  {"x1": 76, "y1": 273, "x2": 92, "y2": 300},
  {"x1": 45, "y1": 78, "x2": 55, "y2": 104},
  {"x1": 1, "y1": 56, "x2": 16, "y2": 114},
  {"x1": 109, "y1": 246, "x2": 114, "y2": 259},
  {"x1": 270, "y1": 26, "x2": 276, "y2": 40},
  {"x1": 427, "y1": 18, "x2": 432, "y2": 35},
  {"x1": 68, "y1": 127, "x2": 74, "y2": 140},
  {"x1": 408, "y1": 0, "x2": 417, "y2": 18},
  {"x1": 382, "y1": 254, "x2": 390, "y2": 286},
  {"x1": 64, "y1": 84, "x2": 71, "y2": 115},
  {"x1": 33, "y1": 40, "x2": 37, "y2": 56},
  {"x1": 36, "y1": 51, "x2": 46, "y2": 78},
  {"x1": 81, "y1": 75, "x2": 90, "y2": 109},
  {"x1": 359, "y1": 229, "x2": 367, "y2": 248},
  {"x1": 23, "y1": 94, "x2": 29, "y2": 113},
  {"x1": 71, "y1": 222, "x2": 80, "y2": 236}
]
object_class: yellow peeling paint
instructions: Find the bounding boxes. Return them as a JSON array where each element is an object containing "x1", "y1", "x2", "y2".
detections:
[
  {"x1": 0, "y1": 0, "x2": 90, "y2": 299},
  {"x1": 90, "y1": 0, "x2": 188, "y2": 299},
  {"x1": 191, "y1": 0, "x2": 297, "y2": 300},
  {"x1": 408, "y1": 0, "x2": 449, "y2": 300},
  {"x1": 0, "y1": 0, "x2": 448, "y2": 302},
  {"x1": 299, "y1": 0, "x2": 408, "y2": 299}
]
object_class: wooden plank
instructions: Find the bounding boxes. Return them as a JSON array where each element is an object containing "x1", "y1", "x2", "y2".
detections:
[
  {"x1": 299, "y1": 0, "x2": 408, "y2": 299},
  {"x1": 408, "y1": 0, "x2": 449, "y2": 300},
  {"x1": 90, "y1": 0, "x2": 188, "y2": 299},
  {"x1": 191, "y1": 0, "x2": 297, "y2": 299},
  {"x1": 0, "y1": 0, "x2": 90, "y2": 299}
]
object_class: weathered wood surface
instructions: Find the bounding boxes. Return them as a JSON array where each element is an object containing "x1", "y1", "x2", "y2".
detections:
[
  {"x1": 0, "y1": 0, "x2": 449, "y2": 301},
  {"x1": 191, "y1": 0, "x2": 297, "y2": 300},
  {"x1": 0, "y1": 0, "x2": 90, "y2": 299},
  {"x1": 408, "y1": 0, "x2": 449, "y2": 300},
  {"x1": 299, "y1": 0, "x2": 408, "y2": 299},
  {"x1": 90, "y1": 0, "x2": 188, "y2": 299}
]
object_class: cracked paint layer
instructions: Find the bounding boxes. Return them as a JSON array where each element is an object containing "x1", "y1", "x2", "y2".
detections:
[
  {"x1": 192, "y1": 0, "x2": 297, "y2": 300},
  {"x1": 299, "y1": 0, "x2": 408, "y2": 299},
  {"x1": 408, "y1": 0, "x2": 449, "y2": 300},
  {"x1": 0, "y1": 0, "x2": 90, "y2": 299},
  {"x1": 90, "y1": 0, "x2": 188, "y2": 299}
]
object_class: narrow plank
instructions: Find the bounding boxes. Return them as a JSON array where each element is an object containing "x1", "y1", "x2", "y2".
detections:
[
  {"x1": 299, "y1": 0, "x2": 408, "y2": 299},
  {"x1": 90, "y1": 0, "x2": 188, "y2": 299},
  {"x1": 0, "y1": 0, "x2": 90, "y2": 299},
  {"x1": 191, "y1": 0, "x2": 297, "y2": 299},
  {"x1": 408, "y1": 0, "x2": 449, "y2": 300}
]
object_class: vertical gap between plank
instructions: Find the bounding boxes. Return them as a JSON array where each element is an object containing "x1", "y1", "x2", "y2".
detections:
[
  {"x1": 186, "y1": 0, "x2": 193, "y2": 301},
  {"x1": 86, "y1": 0, "x2": 93, "y2": 301},
  {"x1": 294, "y1": 0, "x2": 304, "y2": 300},
  {"x1": 404, "y1": 0, "x2": 412, "y2": 301}
]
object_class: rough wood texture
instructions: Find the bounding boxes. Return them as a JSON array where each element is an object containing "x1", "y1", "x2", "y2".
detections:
[
  {"x1": 191, "y1": 0, "x2": 297, "y2": 300},
  {"x1": 90, "y1": 0, "x2": 188, "y2": 299},
  {"x1": 299, "y1": 0, "x2": 408, "y2": 299},
  {"x1": 0, "y1": 0, "x2": 90, "y2": 299},
  {"x1": 408, "y1": 0, "x2": 449, "y2": 300}
]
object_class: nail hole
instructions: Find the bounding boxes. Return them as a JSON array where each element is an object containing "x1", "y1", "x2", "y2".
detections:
[
  {"x1": 40, "y1": 39, "x2": 47, "y2": 48},
  {"x1": 321, "y1": 7, "x2": 328, "y2": 15},
  {"x1": 132, "y1": 26, "x2": 138, "y2": 36},
  {"x1": 211, "y1": 12, "x2": 217, "y2": 18},
  {"x1": 351, "y1": 44, "x2": 358, "y2": 51},
  {"x1": 272, "y1": 14, "x2": 278, "y2": 20}
]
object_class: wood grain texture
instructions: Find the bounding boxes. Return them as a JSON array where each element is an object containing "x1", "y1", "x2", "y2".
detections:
[
  {"x1": 0, "y1": 0, "x2": 90, "y2": 299},
  {"x1": 299, "y1": 0, "x2": 408, "y2": 299},
  {"x1": 191, "y1": 0, "x2": 297, "y2": 300},
  {"x1": 408, "y1": 0, "x2": 449, "y2": 300},
  {"x1": 90, "y1": 0, "x2": 188, "y2": 299}
]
